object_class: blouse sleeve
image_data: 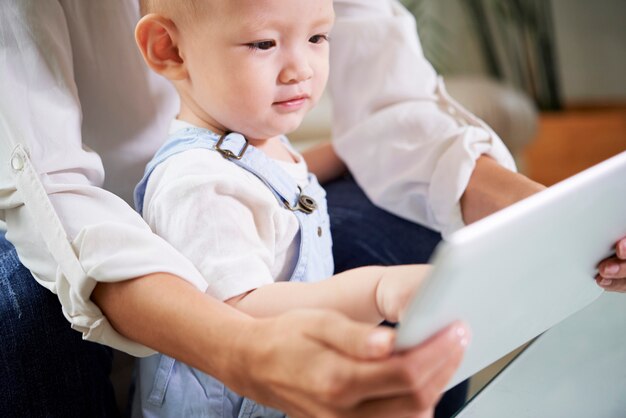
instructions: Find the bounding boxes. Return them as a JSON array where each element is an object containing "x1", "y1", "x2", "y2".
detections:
[
  {"x1": 0, "y1": 0, "x2": 207, "y2": 356},
  {"x1": 331, "y1": 0, "x2": 516, "y2": 238}
]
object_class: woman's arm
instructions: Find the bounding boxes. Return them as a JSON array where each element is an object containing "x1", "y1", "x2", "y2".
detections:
[
  {"x1": 460, "y1": 156, "x2": 545, "y2": 224},
  {"x1": 93, "y1": 272, "x2": 470, "y2": 418},
  {"x1": 330, "y1": 1, "x2": 626, "y2": 293},
  {"x1": 0, "y1": 0, "x2": 210, "y2": 355},
  {"x1": 330, "y1": 0, "x2": 516, "y2": 239},
  {"x1": 302, "y1": 141, "x2": 347, "y2": 183}
]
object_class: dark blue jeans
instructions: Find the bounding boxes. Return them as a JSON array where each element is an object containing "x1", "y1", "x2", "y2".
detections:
[
  {"x1": 0, "y1": 176, "x2": 465, "y2": 417},
  {"x1": 0, "y1": 233, "x2": 120, "y2": 418}
]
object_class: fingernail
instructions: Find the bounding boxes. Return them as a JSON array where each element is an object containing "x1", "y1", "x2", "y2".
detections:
[
  {"x1": 603, "y1": 264, "x2": 619, "y2": 275},
  {"x1": 367, "y1": 329, "x2": 393, "y2": 356},
  {"x1": 452, "y1": 324, "x2": 471, "y2": 347},
  {"x1": 600, "y1": 278, "x2": 612, "y2": 287}
]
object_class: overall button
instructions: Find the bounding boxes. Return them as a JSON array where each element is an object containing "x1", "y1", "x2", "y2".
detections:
[
  {"x1": 11, "y1": 154, "x2": 25, "y2": 171},
  {"x1": 317, "y1": 227, "x2": 322, "y2": 237}
]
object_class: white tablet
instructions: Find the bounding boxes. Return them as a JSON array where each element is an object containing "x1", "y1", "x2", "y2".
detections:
[{"x1": 395, "y1": 151, "x2": 626, "y2": 389}]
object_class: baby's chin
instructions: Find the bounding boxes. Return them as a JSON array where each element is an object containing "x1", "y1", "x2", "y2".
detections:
[
  {"x1": 277, "y1": 113, "x2": 309, "y2": 136},
  {"x1": 238, "y1": 118, "x2": 306, "y2": 141}
]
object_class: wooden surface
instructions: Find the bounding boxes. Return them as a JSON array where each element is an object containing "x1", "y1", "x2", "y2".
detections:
[{"x1": 523, "y1": 107, "x2": 626, "y2": 185}]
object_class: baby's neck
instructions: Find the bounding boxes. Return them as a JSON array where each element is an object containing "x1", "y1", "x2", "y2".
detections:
[{"x1": 250, "y1": 136, "x2": 299, "y2": 164}]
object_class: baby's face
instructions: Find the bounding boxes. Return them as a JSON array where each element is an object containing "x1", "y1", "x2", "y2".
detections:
[{"x1": 180, "y1": 0, "x2": 334, "y2": 140}]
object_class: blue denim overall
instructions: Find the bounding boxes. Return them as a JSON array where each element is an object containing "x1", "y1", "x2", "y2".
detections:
[{"x1": 132, "y1": 127, "x2": 334, "y2": 418}]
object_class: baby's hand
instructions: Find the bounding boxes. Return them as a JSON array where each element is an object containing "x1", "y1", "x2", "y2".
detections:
[{"x1": 375, "y1": 265, "x2": 432, "y2": 323}]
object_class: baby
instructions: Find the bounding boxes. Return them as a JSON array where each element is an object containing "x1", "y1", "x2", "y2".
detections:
[{"x1": 133, "y1": 1, "x2": 431, "y2": 417}]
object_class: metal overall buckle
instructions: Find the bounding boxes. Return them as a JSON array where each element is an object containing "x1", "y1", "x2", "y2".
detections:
[
  {"x1": 283, "y1": 187, "x2": 317, "y2": 214},
  {"x1": 215, "y1": 132, "x2": 249, "y2": 160}
]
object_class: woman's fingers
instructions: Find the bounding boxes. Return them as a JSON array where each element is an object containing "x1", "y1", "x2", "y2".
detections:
[
  {"x1": 246, "y1": 310, "x2": 469, "y2": 418},
  {"x1": 305, "y1": 318, "x2": 469, "y2": 407},
  {"x1": 596, "y1": 273, "x2": 626, "y2": 292},
  {"x1": 303, "y1": 309, "x2": 396, "y2": 359},
  {"x1": 346, "y1": 322, "x2": 469, "y2": 402},
  {"x1": 616, "y1": 237, "x2": 626, "y2": 260},
  {"x1": 597, "y1": 238, "x2": 626, "y2": 292},
  {"x1": 339, "y1": 324, "x2": 468, "y2": 418}
]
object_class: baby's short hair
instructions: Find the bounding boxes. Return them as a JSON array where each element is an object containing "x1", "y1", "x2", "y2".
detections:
[
  {"x1": 139, "y1": 0, "x2": 162, "y2": 16},
  {"x1": 139, "y1": 0, "x2": 204, "y2": 20}
]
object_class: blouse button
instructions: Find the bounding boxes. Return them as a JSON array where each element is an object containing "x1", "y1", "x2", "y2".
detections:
[
  {"x1": 11, "y1": 154, "x2": 25, "y2": 171},
  {"x1": 317, "y1": 227, "x2": 322, "y2": 237}
]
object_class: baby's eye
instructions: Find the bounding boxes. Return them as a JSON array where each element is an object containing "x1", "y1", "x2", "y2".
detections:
[
  {"x1": 309, "y1": 34, "x2": 329, "y2": 44},
  {"x1": 246, "y1": 40, "x2": 276, "y2": 51}
]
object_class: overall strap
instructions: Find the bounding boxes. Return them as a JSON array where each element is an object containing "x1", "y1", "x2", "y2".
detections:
[
  {"x1": 134, "y1": 127, "x2": 315, "y2": 216},
  {"x1": 134, "y1": 127, "x2": 328, "y2": 284}
]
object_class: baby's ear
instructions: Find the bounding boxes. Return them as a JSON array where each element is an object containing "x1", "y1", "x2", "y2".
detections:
[{"x1": 135, "y1": 14, "x2": 187, "y2": 80}]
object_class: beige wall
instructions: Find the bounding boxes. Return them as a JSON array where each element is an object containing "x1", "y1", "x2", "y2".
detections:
[
  {"x1": 406, "y1": 0, "x2": 626, "y2": 103},
  {"x1": 551, "y1": 0, "x2": 626, "y2": 103}
]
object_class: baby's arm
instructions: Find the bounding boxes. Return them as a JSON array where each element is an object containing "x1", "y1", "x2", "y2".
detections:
[
  {"x1": 145, "y1": 150, "x2": 424, "y2": 324},
  {"x1": 226, "y1": 265, "x2": 430, "y2": 324},
  {"x1": 301, "y1": 141, "x2": 347, "y2": 183}
]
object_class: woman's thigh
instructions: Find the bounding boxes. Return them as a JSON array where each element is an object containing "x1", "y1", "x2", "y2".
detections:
[
  {"x1": 0, "y1": 233, "x2": 120, "y2": 418},
  {"x1": 325, "y1": 175, "x2": 442, "y2": 271}
]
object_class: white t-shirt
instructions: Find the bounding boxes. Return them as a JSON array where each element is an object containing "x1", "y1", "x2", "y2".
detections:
[
  {"x1": 142, "y1": 121, "x2": 309, "y2": 301},
  {"x1": 0, "y1": 0, "x2": 515, "y2": 355}
]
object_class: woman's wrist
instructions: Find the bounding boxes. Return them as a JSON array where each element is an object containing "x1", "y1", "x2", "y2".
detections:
[{"x1": 461, "y1": 155, "x2": 546, "y2": 224}]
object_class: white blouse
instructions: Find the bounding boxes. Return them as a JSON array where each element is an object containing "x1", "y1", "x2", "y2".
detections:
[{"x1": 0, "y1": 0, "x2": 515, "y2": 355}]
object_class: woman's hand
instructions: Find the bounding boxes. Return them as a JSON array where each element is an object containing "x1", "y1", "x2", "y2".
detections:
[
  {"x1": 235, "y1": 310, "x2": 469, "y2": 418},
  {"x1": 94, "y1": 273, "x2": 468, "y2": 418},
  {"x1": 596, "y1": 237, "x2": 626, "y2": 292}
]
